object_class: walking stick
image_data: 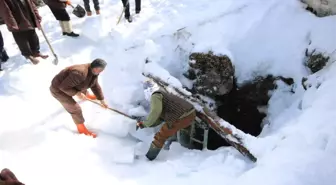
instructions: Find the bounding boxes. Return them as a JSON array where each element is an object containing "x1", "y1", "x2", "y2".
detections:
[
  {"x1": 40, "y1": 27, "x2": 58, "y2": 65},
  {"x1": 117, "y1": 0, "x2": 129, "y2": 25},
  {"x1": 86, "y1": 98, "x2": 141, "y2": 120}
]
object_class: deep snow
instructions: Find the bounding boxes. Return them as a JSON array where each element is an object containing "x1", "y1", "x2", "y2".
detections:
[{"x1": 0, "y1": 0, "x2": 336, "y2": 184}]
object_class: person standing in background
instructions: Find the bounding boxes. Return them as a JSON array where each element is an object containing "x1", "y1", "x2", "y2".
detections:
[
  {"x1": 43, "y1": 0, "x2": 80, "y2": 37},
  {"x1": 121, "y1": 0, "x2": 141, "y2": 23},
  {"x1": 83, "y1": 0, "x2": 100, "y2": 16},
  {"x1": 0, "y1": 0, "x2": 49, "y2": 65}
]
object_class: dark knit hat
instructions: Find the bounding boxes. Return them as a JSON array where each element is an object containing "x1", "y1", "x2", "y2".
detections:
[{"x1": 90, "y1": 58, "x2": 107, "y2": 69}]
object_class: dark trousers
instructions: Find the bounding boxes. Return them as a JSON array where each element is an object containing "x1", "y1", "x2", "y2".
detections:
[
  {"x1": 49, "y1": 6, "x2": 70, "y2": 21},
  {"x1": 0, "y1": 31, "x2": 3, "y2": 51},
  {"x1": 121, "y1": 0, "x2": 141, "y2": 18},
  {"x1": 12, "y1": 30, "x2": 40, "y2": 57},
  {"x1": 0, "y1": 31, "x2": 9, "y2": 66},
  {"x1": 83, "y1": 0, "x2": 100, "y2": 12},
  {"x1": 0, "y1": 31, "x2": 3, "y2": 69}
]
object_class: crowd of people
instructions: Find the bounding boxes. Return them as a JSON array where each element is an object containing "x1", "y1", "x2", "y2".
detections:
[{"x1": 0, "y1": 0, "x2": 141, "y2": 65}]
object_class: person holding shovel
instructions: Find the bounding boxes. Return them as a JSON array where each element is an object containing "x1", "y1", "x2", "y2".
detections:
[
  {"x1": 136, "y1": 79, "x2": 196, "y2": 160},
  {"x1": 50, "y1": 59, "x2": 109, "y2": 138},
  {"x1": 0, "y1": 0, "x2": 49, "y2": 65},
  {"x1": 43, "y1": 0, "x2": 79, "y2": 37}
]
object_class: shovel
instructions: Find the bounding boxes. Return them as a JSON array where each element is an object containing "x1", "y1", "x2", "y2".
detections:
[
  {"x1": 116, "y1": 0, "x2": 129, "y2": 25},
  {"x1": 69, "y1": 4, "x2": 86, "y2": 18},
  {"x1": 40, "y1": 26, "x2": 58, "y2": 65},
  {"x1": 86, "y1": 98, "x2": 142, "y2": 121}
]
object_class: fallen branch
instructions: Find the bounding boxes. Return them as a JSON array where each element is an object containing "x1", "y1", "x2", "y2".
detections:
[{"x1": 143, "y1": 72, "x2": 257, "y2": 162}]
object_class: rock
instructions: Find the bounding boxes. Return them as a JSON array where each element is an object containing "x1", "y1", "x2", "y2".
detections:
[
  {"x1": 184, "y1": 51, "x2": 235, "y2": 98},
  {"x1": 302, "y1": 0, "x2": 336, "y2": 17},
  {"x1": 304, "y1": 48, "x2": 330, "y2": 74}
]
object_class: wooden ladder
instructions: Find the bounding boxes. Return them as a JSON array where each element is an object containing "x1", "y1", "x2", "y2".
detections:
[{"x1": 189, "y1": 117, "x2": 210, "y2": 150}]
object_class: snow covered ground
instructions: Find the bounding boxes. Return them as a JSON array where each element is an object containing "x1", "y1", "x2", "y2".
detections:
[{"x1": 0, "y1": 0, "x2": 336, "y2": 184}]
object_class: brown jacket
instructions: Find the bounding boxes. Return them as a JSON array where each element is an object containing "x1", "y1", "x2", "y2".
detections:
[
  {"x1": 0, "y1": 0, "x2": 41, "y2": 32},
  {"x1": 50, "y1": 63, "x2": 105, "y2": 100},
  {"x1": 43, "y1": 0, "x2": 67, "y2": 9}
]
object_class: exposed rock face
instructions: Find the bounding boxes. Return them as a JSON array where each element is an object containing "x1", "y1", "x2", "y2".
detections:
[
  {"x1": 182, "y1": 51, "x2": 294, "y2": 150},
  {"x1": 184, "y1": 51, "x2": 235, "y2": 98},
  {"x1": 302, "y1": 0, "x2": 336, "y2": 17}
]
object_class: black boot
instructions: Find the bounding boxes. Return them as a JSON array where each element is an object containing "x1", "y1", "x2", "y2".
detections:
[
  {"x1": 66, "y1": 32, "x2": 80, "y2": 37},
  {"x1": 145, "y1": 143, "x2": 162, "y2": 161},
  {"x1": 62, "y1": 21, "x2": 79, "y2": 37},
  {"x1": 125, "y1": 16, "x2": 133, "y2": 23}
]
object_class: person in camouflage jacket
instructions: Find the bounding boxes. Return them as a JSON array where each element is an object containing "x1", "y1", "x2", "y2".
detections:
[{"x1": 137, "y1": 80, "x2": 196, "y2": 161}]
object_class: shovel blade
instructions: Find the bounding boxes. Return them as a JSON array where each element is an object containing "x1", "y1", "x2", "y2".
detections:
[{"x1": 72, "y1": 4, "x2": 86, "y2": 18}]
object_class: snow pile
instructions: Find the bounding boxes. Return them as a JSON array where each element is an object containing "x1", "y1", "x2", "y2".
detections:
[{"x1": 0, "y1": 0, "x2": 336, "y2": 185}]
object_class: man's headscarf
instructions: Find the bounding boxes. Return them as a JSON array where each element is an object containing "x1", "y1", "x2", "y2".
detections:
[{"x1": 142, "y1": 79, "x2": 160, "y2": 101}]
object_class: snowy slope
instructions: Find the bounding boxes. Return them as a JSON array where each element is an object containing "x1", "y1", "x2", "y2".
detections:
[{"x1": 0, "y1": 0, "x2": 336, "y2": 184}]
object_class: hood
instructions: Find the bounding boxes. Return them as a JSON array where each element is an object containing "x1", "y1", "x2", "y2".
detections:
[{"x1": 143, "y1": 79, "x2": 160, "y2": 101}]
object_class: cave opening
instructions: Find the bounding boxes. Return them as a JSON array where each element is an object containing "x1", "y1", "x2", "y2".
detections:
[{"x1": 177, "y1": 51, "x2": 294, "y2": 150}]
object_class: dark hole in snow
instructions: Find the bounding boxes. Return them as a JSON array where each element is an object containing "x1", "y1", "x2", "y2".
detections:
[{"x1": 180, "y1": 51, "x2": 294, "y2": 150}]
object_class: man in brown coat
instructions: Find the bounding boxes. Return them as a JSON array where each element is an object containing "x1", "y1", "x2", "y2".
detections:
[
  {"x1": 0, "y1": 0, "x2": 48, "y2": 64},
  {"x1": 50, "y1": 59, "x2": 108, "y2": 138},
  {"x1": 136, "y1": 80, "x2": 196, "y2": 160}
]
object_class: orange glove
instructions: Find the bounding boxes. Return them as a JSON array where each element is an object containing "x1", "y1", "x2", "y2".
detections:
[
  {"x1": 136, "y1": 122, "x2": 144, "y2": 130},
  {"x1": 86, "y1": 93, "x2": 97, "y2": 100},
  {"x1": 76, "y1": 123, "x2": 97, "y2": 138},
  {"x1": 65, "y1": 0, "x2": 71, "y2": 5}
]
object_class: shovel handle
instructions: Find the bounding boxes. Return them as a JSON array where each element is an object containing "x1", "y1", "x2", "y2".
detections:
[{"x1": 86, "y1": 98, "x2": 137, "y2": 120}]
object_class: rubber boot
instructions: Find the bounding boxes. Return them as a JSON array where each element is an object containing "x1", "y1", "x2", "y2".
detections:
[
  {"x1": 96, "y1": 9, "x2": 100, "y2": 15},
  {"x1": 145, "y1": 143, "x2": 162, "y2": 161},
  {"x1": 86, "y1": 93, "x2": 97, "y2": 100},
  {"x1": 63, "y1": 21, "x2": 79, "y2": 37},
  {"x1": 87, "y1": 11, "x2": 92, "y2": 16},
  {"x1": 76, "y1": 123, "x2": 97, "y2": 138}
]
